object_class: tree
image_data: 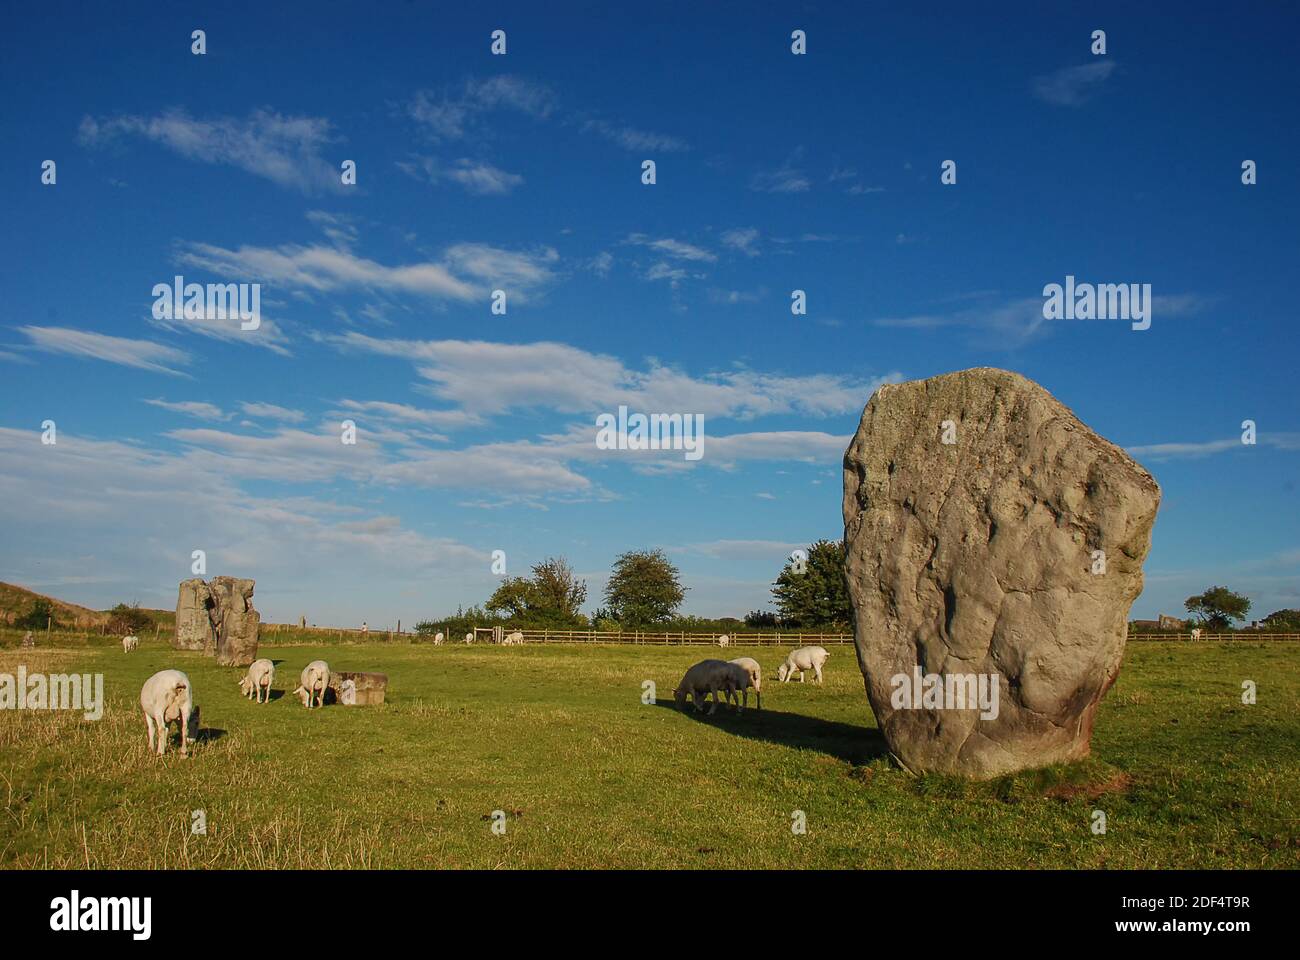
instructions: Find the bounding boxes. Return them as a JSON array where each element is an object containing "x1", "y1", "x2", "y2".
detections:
[
  {"x1": 771, "y1": 539, "x2": 852, "y2": 629},
  {"x1": 15, "y1": 598, "x2": 58, "y2": 630},
  {"x1": 485, "y1": 556, "x2": 588, "y2": 627},
  {"x1": 604, "y1": 549, "x2": 685, "y2": 626},
  {"x1": 1184, "y1": 586, "x2": 1251, "y2": 630},
  {"x1": 107, "y1": 602, "x2": 152, "y2": 635},
  {"x1": 745, "y1": 610, "x2": 778, "y2": 628},
  {"x1": 1261, "y1": 609, "x2": 1300, "y2": 631},
  {"x1": 528, "y1": 557, "x2": 588, "y2": 623}
]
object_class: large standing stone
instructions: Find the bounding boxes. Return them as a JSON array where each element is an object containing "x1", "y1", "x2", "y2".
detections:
[
  {"x1": 173, "y1": 576, "x2": 260, "y2": 666},
  {"x1": 842, "y1": 368, "x2": 1160, "y2": 778},
  {"x1": 208, "y1": 576, "x2": 260, "y2": 667},
  {"x1": 174, "y1": 579, "x2": 215, "y2": 652}
]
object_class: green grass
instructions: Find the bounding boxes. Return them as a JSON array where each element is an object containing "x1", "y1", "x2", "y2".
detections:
[{"x1": 1, "y1": 640, "x2": 1296, "y2": 868}]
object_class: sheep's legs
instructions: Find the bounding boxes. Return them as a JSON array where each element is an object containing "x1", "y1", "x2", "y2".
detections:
[
  {"x1": 144, "y1": 713, "x2": 156, "y2": 753},
  {"x1": 814, "y1": 666, "x2": 823, "y2": 684}
]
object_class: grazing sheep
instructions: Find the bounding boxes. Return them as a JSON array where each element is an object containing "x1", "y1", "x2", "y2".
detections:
[
  {"x1": 504, "y1": 631, "x2": 524, "y2": 646},
  {"x1": 140, "y1": 669, "x2": 196, "y2": 757},
  {"x1": 293, "y1": 660, "x2": 330, "y2": 709},
  {"x1": 464, "y1": 632, "x2": 474, "y2": 644},
  {"x1": 122, "y1": 635, "x2": 139, "y2": 653},
  {"x1": 673, "y1": 659, "x2": 732, "y2": 715},
  {"x1": 717, "y1": 634, "x2": 731, "y2": 647},
  {"x1": 238, "y1": 658, "x2": 275, "y2": 703},
  {"x1": 776, "y1": 645, "x2": 830, "y2": 684},
  {"x1": 724, "y1": 656, "x2": 762, "y2": 710},
  {"x1": 433, "y1": 632, "x2": 445, "y2": 645}
]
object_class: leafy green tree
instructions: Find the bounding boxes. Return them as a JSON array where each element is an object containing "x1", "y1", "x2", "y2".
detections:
[
  {"x1": 1184, "y1": 586, "x2": 1251, "y2": 630},
  {"x1": 107, "y1": 602, "x2": 152, "y2": 635},
  {"x1": 15, "y1": 598, "x2": 58, "y2": 630},
  {"x1": 604, "y1": 549, "x2": 685, "y2": 626},
  {"x1": 745, "y1": 610, "x2": 778, "y2": 628},
  {"x1": 528, "y1": 557, "x2": 588, "y2": 622},
  {"x1": 1261, "y1": 609, "x2": 1300, "y2": 630},
  {"x1": 485, "y1": 557, "x2": 588, "y2": 627},
  {"x1": 771, "y1": 539, "x2": 851, "y2": 629},
  {"x1": 484, "y1": 577, "x2": 534, "y2": 620}
]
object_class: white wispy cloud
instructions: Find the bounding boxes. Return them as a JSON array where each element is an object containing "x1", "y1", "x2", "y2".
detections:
[
  {"x1": 669, "y1": 539, "x2": 806, "y2": 561},
  {"x1": 18, "y1": 326, "x2": 190, "y2": 377},
  {"x1": 1033, "y1": 61, "x2": 1118, "y2": 106},
  {"x1": 873, "y1": 291, "x2": 1210, "y2": 347},
  {"x1": 148, "y1": 307, "x2": 293, "y2": 356},
  {"x1": 407, "y1": 76, "x2": 558, "y2": 140},
  {"x1": 175, "y1": 240, "x2": 558, "y2": 304},
  {"x1": 720, "y1": 228, "x2": 761, "y2": 257},
  {"x1": 240, "y1": 402, "x2": 306, "y2": 423},
  {"x1": 580, "y1": 118, "x2": 688, "y2": 152},
  {"x1": 143, "y1": 398, "x2": 229, "y2": 421},
  {"x1": 1128, "y1": 433, "x2": 1300, "y2": 461},
  {"x1": 750, "y1": 152, "x2": 811, "y2": 193},
  {"x1": 398, "y1": 155, "x2": 524, "y2": 195},
  {"x1": 78, "y1": 108, "x2": 342, "y2": 193},
  {"x1": 624, "y1": 234, "x2": 716, "y2": 262},
  {"x1": 324, "y1": 332, "x2": 901, "y2": 422}
]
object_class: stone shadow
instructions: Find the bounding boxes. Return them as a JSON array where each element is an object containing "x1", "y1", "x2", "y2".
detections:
[{"x1": 654, "y1": 699, "x2": 887, "y2": 766}]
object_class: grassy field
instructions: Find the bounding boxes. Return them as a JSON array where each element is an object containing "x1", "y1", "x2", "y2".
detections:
[{"x1": 1, "y1": 639, "x2": 1296, "y2": 869}]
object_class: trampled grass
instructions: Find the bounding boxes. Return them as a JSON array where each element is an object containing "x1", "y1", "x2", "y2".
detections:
[{"x1": 1, "y1": 640, "x2": 1296, "y2": 868}]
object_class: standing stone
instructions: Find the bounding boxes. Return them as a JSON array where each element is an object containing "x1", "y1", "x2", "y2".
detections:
[
  {"x1": 173, "y1": 576, "x2": 260, "y2": 666},
  {"x1": 842, "y1": 368, "x2": 1160, "y2": 778},
  {"x1": 207, "y1": 576, "x2": 260, "y2": 667},
  {"x1": 174, "y1": 578, "x2": 214, "y2": 652}
]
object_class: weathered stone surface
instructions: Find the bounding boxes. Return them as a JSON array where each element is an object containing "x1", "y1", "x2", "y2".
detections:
[
  {"x1": 208, "y1": 576, "x2": 260, "y2": 667},
  {"x1": 842, "y1": 368, "x2": 1160, "y2": 778},
  {"x1": 327, "y1": 671, "x2": 388, "y2": 706},
  {"x1": 173, "y1": 576, "x2": 260, "y2": 665},
  {"x1": 174, "y1": 578, "x2": 214, "y2": 652}
]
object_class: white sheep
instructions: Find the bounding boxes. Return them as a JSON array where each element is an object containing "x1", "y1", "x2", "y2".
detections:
[
  {"x1": 776, "y1": 645, "x2": 830, "y2": 684},
  {"x1": 121, "y1": 635, "x2": 139, "y2": 653},
  {"x1": 433, "y1": 632, "x2": 445, "y2": 645},
  {"x1": 140, "y1": 669, "x2": 196, "y2": 757},
  {"x1": 464, "y1": 632, "x2": 474, "y2": 644},
  {"x1": 717, "y1": 634, "x2": 731, "y2": 647},
  {"x1": 294, "y1": 660, "x2": 330, "y2": 709},
  {"x1": 504, "y1": 631, "x2": 524, "y2": 646},
  {"x1": 673, "y1": 659, "x2": 732, "y2": 715},
  {"x1": 238, "y1": 658, "x2": 275, "y2": 703},
  {"x1": 724, "y1": 656, "x2": 762, "y2": 710}
]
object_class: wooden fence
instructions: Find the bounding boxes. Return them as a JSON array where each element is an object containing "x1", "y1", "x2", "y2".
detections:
[
  {"x1": 509, "y1": 629, "x2": 854, "y2": 646},
  {"x1": 1128, "y1": 631, "x2": 1300, "y2": 642}
]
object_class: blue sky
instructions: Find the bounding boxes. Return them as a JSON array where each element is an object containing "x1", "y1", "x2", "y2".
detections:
[{"x1": 1, "y1": 1, "x2": 1297, "y2": 627}]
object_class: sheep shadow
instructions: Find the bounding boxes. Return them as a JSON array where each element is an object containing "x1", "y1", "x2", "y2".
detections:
[
  {"x1": 654, "y1": 700, "x2": 887, "y2": 766},
  {"x1": 195, "y1": 727, "x2": 227, "y2": 744}
]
